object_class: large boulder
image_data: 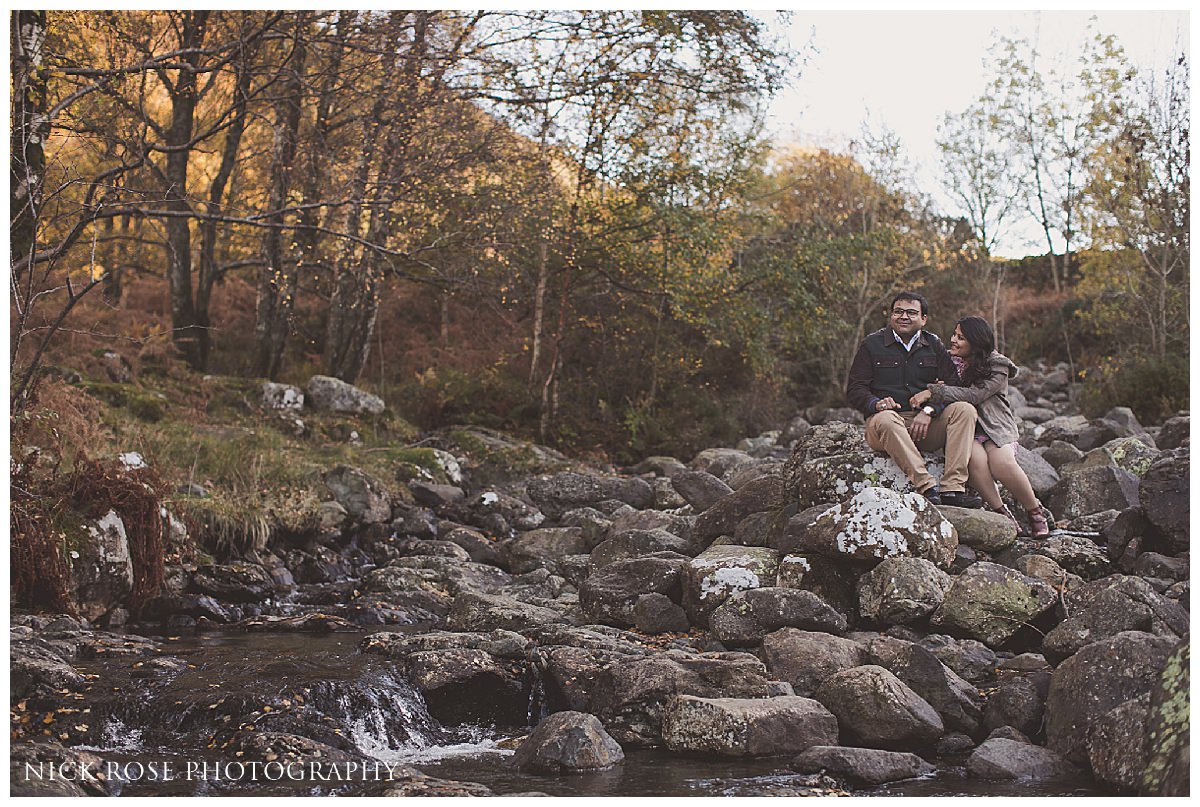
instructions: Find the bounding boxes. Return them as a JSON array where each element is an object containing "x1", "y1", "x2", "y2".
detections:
[
  {"x1": 191, "y1": 562, "x2": 274, "y2": 603},
  {"x1": 429, "y1": 426, "x2": 575, "y2": 490},
  {"x1": 681, "y1": 545, "x2": 781, "y2": 627},
  {"x1": 323, "y1": 466, "x2": 392, "y2": 524},
  {"x1": 1062, "y1": 575, "x2": 1189, "y2": 639},
  {"x1": 450, "y1": 490, "x2": 546, "y2": 539},
  {"x1": 10, "y1": 642, "x2": 85, "y2": 698},
  {"x1": 937, "y1": 506, "x2": 1016, "y2": 553},
  {"x1": 790, "y1": 746, "x2": 935, "y2": 786},
  {"x1": 513, "y1": 711, "x2": 624, "y2": 773},
  {"x1": 1069, "y1": 437, "x2": 1160, "y2": 478},
  {"x1": 966, "y1": 738, "x2": 1080, "y2": 782},
  {"x1": 919, "y1": 634, "x2": 998, "y2": 686},
  {"x1": 606, "y1": 507, "x2": 694, "y2": 545},
  {"x1": 774, "y1": 504, "x2": 836, "y2": 553},
  {"x1": 1139, "y1": 640, "x2": 1189, "y2": 796},
  {"x1": 670, "y1": 469, "x2": 733, "y2": 513},
  {"x1": 262, "y1": 381, "x2": 304, "y2": 411},
  {"x1": 775, "y1": 553, "x2": 858, "y2": 627},
  {"x1": 446, "y1": 591, "x2": 571, "y2": 632},
  {"x1": 1037, "y1": 414, "x2": 1119, "y2": 452},
  {"x1": 865, "y1": 639, "x2": 983, "y2": 736},
  {"x1": 1037, "y1": 439, "x2": 1086, "y2": 469},
  {"x1": 69, "y1": 510, "x2": 134, "y2": 620},
  {"x1": 1086, "y1": 692, "x2": 1151, "y2": 792},
  {"x1": 1012, "y1": 444, "x2": 1061, "y2": 496},
  {"x1": 789, "y1": 450, "x2": 945, "y2": 510},
  {"x1": 408, "y1": 481, "x2": 465, "y2": 509},
  {"x1": 627, "y1": 456, "x2": 688, "y2": 477},
  {"x1": 1154, "y1": 414, "x2": 1189, "y2": 450},
  {"x1": 709, "y1": 587, "x2": 848, "y2": 645},
  {"x1": 578, "y1": 554, "x2": 687, "y2": 627},
  {"x1": 1046, "y1": 466, "x2": 1140, "y2": 521},
  {"x1": 856, "y1": 556, "x2": 951, "y2": 626},
  {"x1": 1098, "y1": 406, "x2": 1156, "y2": 445},
  {"x1": 813, "y1": 665, "x2": 944, "y2": 750},
  {"x1": 1023, "y1": 534, "x2": 1112, "y2": 581},
  {"x1": 931, "y1": 562, "x2": 1056, "y2": 647},
  {"x1": 797, "y1": 487, "x2": 957, "y2": 569},
  {"x1": 1041, "y1": 587, "x2": 1154, "y2": 663},
  {"x1": 536, "y1": 645, "x2": 645, "y2": 714},
  {"x1": 10, "y1": 743, "x2": 111, "y2": 797},
  {"x1": 407, "y1": 647, "x2": 532, "y2": 725},
  {"x1": 689, "y1": 447, "x2": 758, "y2": 479},
  {"x1": 305, "y1": 375, "x2": 384, "y2": 415},
  {"x1": 1137, "y1": 449, "x2": 1189, "y2": 555},
  {"x1": 633, "y1": 593, "x2": 690, "y2": 634},
  {"x1": 761, "y1": 629, "x2": 867, "y2": 697},
  {"x1": 526, "y1": 472, "x2": 654, "y2": 519},
  {"x1": 662, "y1": 695, "x2": 838, "y2": 757},
  {"x1": 782, "y1": 422, "x2": 867, "y2": 477},
  {"x1": 590, "y1": 652, "x2": 777, "y2": 746},
  {"x1": 1044, "y1": 631, "x2": 1177, "y2": 765},
  {"x1": 692, "y1": 474, "x2": 786, "y2": 545},
  {"x1": 589, "y1": 528, "x2": 692, "y2": 568},
  {"x1": 982, "y1": 676, "x2": 1046, "y2": 738},
  {"x1": 503, "y1": 527, "x2": 588, "y2": 575}
]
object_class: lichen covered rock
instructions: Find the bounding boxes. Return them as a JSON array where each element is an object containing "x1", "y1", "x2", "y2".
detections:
[
  {"x1": 681, "y1": 545, "x2": 782, "y2": 628},
  {"x1": 931, "y1": 562, "x2": 1056, "y2": 647},
  {"x1": 790, "y1": 450, "x2": 945, "y2": 510},
  {"x1": 797, "y1": 487, "x2": 957, "y2": 569},
  {"x1": 662, "y1": 695, "x2": 838, "y2": 757}
]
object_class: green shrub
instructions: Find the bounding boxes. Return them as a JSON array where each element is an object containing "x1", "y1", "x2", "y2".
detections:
[{"x1": 1077, "y1": 353, "x2": 1189, "y2": 425}]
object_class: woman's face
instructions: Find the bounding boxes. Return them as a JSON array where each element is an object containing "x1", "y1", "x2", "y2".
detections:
[{"x1": 949, "y1": 324, "x2": 971, "y2": 357}]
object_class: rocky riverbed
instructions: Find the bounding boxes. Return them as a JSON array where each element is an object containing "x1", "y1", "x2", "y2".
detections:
[{"x1": 10, "y1": 366, "x2": 1190, "y2": 796}]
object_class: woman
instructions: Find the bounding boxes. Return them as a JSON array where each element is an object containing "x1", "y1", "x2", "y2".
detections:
[{"x1": 909, "y1": 316, "x2": 1051, "y2": 538}]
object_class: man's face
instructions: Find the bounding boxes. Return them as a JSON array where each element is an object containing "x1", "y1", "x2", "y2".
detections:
[{"x1": 890, "y1": 299, "x2": 928, "y2": 339}]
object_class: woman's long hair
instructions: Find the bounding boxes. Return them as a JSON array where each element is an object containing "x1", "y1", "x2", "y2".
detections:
[{"x1": 957, "y1": 316, "x2": 995, "y2": 386}]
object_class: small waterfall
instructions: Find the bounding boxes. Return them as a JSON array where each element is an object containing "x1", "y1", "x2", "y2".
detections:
[
  {"x1": 72, "y1": 632, "x2": 507, "y2": 764},
  {"x1": 303, "y1": 666, "x2": 447, "y2": 755},
  {"x1": 306, "y1": 667, "x2": 511, "y2": 764}
]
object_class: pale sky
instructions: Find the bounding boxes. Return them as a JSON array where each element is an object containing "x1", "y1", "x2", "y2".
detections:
[{"x1": 764, "y1": 8, "x2": 1190, "y2": 258}]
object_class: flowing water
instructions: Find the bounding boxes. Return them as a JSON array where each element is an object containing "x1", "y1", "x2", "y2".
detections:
[{"x1": 50, "y1": 629, "x2": 1103, "y2": 797}]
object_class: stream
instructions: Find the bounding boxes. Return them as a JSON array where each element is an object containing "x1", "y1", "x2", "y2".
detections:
[{"x1": 35, "y1": 628, "x2": 1104, "y2": 797}]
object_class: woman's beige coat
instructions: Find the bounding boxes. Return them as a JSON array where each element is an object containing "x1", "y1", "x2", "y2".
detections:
[{"x1": 927, "y1": 351, "x2": 1020, "y2": 447}]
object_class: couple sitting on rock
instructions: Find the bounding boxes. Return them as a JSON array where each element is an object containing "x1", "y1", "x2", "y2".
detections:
[{"x1": 846, "y1": 290, "x2": 1050, "y2": 538}]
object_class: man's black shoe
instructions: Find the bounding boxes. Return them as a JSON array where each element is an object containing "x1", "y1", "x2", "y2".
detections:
[
  {"x1": 940, "y1": 490, "x2": 983, "y2": 509},
  {"x1": 921, "y1": 487, "x2": 942, "y2": 505}
]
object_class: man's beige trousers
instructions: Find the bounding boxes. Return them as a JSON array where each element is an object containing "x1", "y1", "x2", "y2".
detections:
[{"x1": 864, "y1": 401, "x2": 977, "y2": 494}]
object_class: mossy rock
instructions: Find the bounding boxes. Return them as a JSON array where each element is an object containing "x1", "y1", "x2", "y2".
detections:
[
  {"x1": 199, "y1": 375, "x2": 271, "y2": 416},
  {"x1": 80, "y1": 382, "x2": 167, "y2": 422},
  {"x1": 434, "y1": 426, "x2": 572, "y2": 487},
  {"x1": 388, "y1": 448, "x2": 456, "y2": 485}
]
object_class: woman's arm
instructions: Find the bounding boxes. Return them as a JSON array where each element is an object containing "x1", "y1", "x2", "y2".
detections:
[{"x1": 928, "y1": 367, "x2": 1007, "y2": 405}]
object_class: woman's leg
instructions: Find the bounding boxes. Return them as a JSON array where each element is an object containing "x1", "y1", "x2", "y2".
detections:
[
  {"x1": 968, "y1": 441, "x2": 1003, "y2": 509},
  {"x1": 984, "y1": 442, "x2": 1040, "y2": 511}
]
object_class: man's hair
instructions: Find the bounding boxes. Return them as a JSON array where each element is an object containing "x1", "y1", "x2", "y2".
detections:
[{"x1": 890, "y1": 291, "x2": 928, "y2": 317}]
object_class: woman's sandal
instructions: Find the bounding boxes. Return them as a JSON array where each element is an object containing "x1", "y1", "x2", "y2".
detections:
[{"x1": 1026, "y1": 506, "x2": 1051, "y2": 538}]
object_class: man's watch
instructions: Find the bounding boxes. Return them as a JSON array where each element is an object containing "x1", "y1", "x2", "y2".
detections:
[{"x1": 921, "y1": 404, "x2": 936, "y2": 417}]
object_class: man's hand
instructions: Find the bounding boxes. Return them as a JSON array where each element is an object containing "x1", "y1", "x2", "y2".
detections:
[
  {"x1": 909, "y1": 389, "x2": 932, "y2": 408},
  {"x1": 874, "y1": 397, "x2": 900, "y2": 412},
  {"x1": 909, "y1": 411, "x2": 931, "y2": 442}
]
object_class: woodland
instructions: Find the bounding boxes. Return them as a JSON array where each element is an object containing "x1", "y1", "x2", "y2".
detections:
[
  {"x1": 6, "y1": 12, "x2": 1192, "y2": 795},
  {"x1": 10, "y1": 10, "x2": 1190, "y2": 461}
]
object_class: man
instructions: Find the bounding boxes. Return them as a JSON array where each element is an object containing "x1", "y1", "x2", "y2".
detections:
[{"x1": 846, "y1": 291, "x2": 982, "y2": 507}]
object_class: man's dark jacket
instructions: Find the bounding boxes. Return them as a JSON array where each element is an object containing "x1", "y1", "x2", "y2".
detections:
[{"x1": 846, "y1": 328, "x2": 958, "y2": 417}]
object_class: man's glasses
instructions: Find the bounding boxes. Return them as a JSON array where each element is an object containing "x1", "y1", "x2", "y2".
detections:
[{"x1": 891, "y1": 308, "x2": 922, "y2": 319}]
